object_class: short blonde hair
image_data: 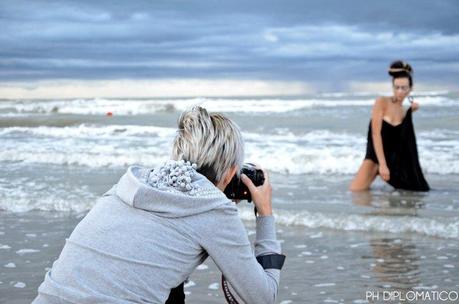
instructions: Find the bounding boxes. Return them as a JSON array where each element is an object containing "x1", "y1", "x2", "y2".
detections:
[{"x1": 171, "y1": 106, "x2": 244, "y2": 183}]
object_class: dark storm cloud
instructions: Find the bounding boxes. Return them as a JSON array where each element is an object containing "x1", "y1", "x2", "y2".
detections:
[{"x1": 0, "y1": 0, "x2": 458, "y2": 88}]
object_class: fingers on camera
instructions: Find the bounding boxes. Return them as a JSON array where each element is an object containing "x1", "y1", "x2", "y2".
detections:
[{"x1": 241, "y1": 174, "x2": 256, "y2": 191}]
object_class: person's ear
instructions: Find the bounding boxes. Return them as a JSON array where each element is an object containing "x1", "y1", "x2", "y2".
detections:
[
  {"x1": 216, "y1": 165, "x2": 238, "y2": 191},
  {"x1": 223, "y1": 166, "x2": 238, "y2": 186}
]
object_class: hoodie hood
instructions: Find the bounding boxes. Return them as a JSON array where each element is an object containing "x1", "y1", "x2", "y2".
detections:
[{"x1": 112, "y1": 160, "x2": 231, "y2": 217}]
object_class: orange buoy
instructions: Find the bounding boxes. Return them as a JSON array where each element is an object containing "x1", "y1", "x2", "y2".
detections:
[{"x1": 106, "y1": 112, "x2": 113, "y2": 116}]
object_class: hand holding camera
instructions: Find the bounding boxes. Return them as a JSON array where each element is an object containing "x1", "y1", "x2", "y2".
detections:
[
  {"x1": 242, "y1": 169, "x2": 272, "y2": 216},
  {"x1": 224, "y1": 163, "x2": 272, "y2": 216}
]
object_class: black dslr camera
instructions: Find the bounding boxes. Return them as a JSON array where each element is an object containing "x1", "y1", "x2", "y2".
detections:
[{"x1": 224, "y1": 163, "x2": 265, "y2": 202}]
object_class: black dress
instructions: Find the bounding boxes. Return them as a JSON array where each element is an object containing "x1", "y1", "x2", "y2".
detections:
[{"x1": 365, "y1": 107, "x2": 430, "y2": 191}]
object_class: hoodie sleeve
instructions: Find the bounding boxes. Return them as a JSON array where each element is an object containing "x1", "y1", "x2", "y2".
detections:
[{"x1": 198, "y1": 205, "x2": 284, "y2": 304}]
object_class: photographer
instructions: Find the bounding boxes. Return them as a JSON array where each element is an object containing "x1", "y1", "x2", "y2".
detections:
[{"x1": 33, "y1": 106, "x2": 285, "y2": 304}]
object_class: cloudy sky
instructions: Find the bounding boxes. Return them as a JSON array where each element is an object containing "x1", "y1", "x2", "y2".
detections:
[{"x1": 1, "y1": 0, "x2": 458, "y2": 98}]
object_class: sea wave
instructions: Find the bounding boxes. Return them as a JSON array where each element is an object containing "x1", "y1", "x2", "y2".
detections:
[
  {"x1": 0, "y1": 181, "x2": 96, "y2": 213},
  {"x1": 1, "y1": 125, "x2": 458, "y2": 174},
  {"x1": 2, "y1": 184, "x2": 456, "y2": 239},
  {"x1": 0, "y1": 93, "x2": 457, "y2": 116},
  {"x1": 239, "y1": 209, "x2": 459, "y2": 239},
  {"x1": 0, "y1": 124, "x2": 176, "y2": 138}
]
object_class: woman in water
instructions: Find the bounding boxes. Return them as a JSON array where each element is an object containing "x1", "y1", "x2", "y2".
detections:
[{"x1": 350, "y1": 61, "x2": 429, "y2": 192}]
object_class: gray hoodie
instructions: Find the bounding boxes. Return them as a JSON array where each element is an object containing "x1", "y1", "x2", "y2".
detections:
[{"x1": 33, "y1": 163, "x2": 283, "y2": 304}]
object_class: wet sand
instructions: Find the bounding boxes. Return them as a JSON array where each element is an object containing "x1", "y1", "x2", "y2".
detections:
[{"x1": 1, "y1": 211, "x2": 458, "y2": 304}]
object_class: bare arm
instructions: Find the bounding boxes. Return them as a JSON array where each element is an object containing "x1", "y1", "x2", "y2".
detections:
[{"x1": 371, "y1": 97, "x2": 390, "y2": 181}]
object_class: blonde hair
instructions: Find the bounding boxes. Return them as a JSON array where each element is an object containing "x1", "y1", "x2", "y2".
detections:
[{"x1": 171, "y1": 106, "x2": 244, "y2": 183}]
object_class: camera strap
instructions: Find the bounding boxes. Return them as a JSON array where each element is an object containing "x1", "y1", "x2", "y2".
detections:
[{"x1": 222, "y1": 275, "x2": 241, "y2": 304}]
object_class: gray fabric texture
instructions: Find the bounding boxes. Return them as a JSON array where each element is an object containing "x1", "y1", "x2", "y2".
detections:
[{"x1": 33, "y1": 163, "x2": 283, "y2": 304}]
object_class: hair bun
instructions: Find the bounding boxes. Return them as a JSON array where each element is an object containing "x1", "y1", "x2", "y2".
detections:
[{"x1": 388, "y1": 60, "x2": 413, "y2": 77}]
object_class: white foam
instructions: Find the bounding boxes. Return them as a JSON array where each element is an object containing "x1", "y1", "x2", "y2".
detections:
[
  {"x1": 413, "y1": 96, "x2": 458, "y2": 106},
  {"x1": 315, "y1": 283, "x2": 336, "y2": 287},
  {"x1": 208, "y1": 283, "x2": 219, "y2": 290},
  {"x1": 196, "y1": 264, "x2": 208, "y2": 270},
  {"x1": 244, "y1": 129, "x2": 459, "y2": 175},
  {"x1": 324, "y1": 299, "x2": 339, "y2": 303},
  {"x1": 319, "y1": 91, "x2": 450, "y2": 98},
  {"x1": 0, "y1": 179, "x2": 97, "y2": 213},
  {"x1": 1, "y1": 93, "x2": 456, "y2": 116},
  {"x1": 0, "y1": 195, "x2": 95, "y2": 213},
  {"x1": 184, "y1": 280, "x2": 196, "y2": 288},
  {"x1": 1, "y1": 124, "x2": 458, "y2": 174},
  {"x1": 16, "y1": 249, "x2": 40, "y2": 255},
  {"x1": 414, "y1": 285, "x2": 439, "y2": 290},
  {"x1": 239, "y1": 209, "x2": 459, "y2": 239},
  {"x1": 0, "y1": 98, "x2": 322, "y2": 116},
  {"x1": 4, "y1": 263, "x2": 16, "y2": 268},
  {"x1": 13, "y1": 282, "x2": 26, "y2": 288},
  {"x1": 0, "y1": 124, "x2": 176, "y2": 138},
  {"x1": 0, "y1": 124, "x2": 173, "y2": 169},
  {"x1": 310, "y1": 232, "x2": 323, "y2": 239},
  {"x1": 1, "y1": 98, "x2": 312, "y2": 115}
]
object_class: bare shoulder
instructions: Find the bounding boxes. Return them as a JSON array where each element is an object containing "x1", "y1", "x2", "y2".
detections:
[{"x1": 373, "y1": 96, "x2": 389, "y2": 110}]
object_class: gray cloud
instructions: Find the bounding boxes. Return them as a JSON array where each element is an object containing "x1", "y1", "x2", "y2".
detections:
[{"x1": 0, "y1": 0, "x2": 458, "y2": 90}]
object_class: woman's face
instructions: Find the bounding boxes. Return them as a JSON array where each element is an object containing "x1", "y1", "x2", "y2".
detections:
[{"x1": 392, "y1": 77, "x2": 411, "y2": 101}]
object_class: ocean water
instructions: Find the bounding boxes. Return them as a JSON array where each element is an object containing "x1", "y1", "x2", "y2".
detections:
[{"x1": 1, "y1": 91, "x2": 458, "y2": 302}]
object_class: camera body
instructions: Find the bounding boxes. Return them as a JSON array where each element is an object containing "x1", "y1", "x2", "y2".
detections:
[{"x1": 224, "y1": 163, "x2": 265, "y2": 202}]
